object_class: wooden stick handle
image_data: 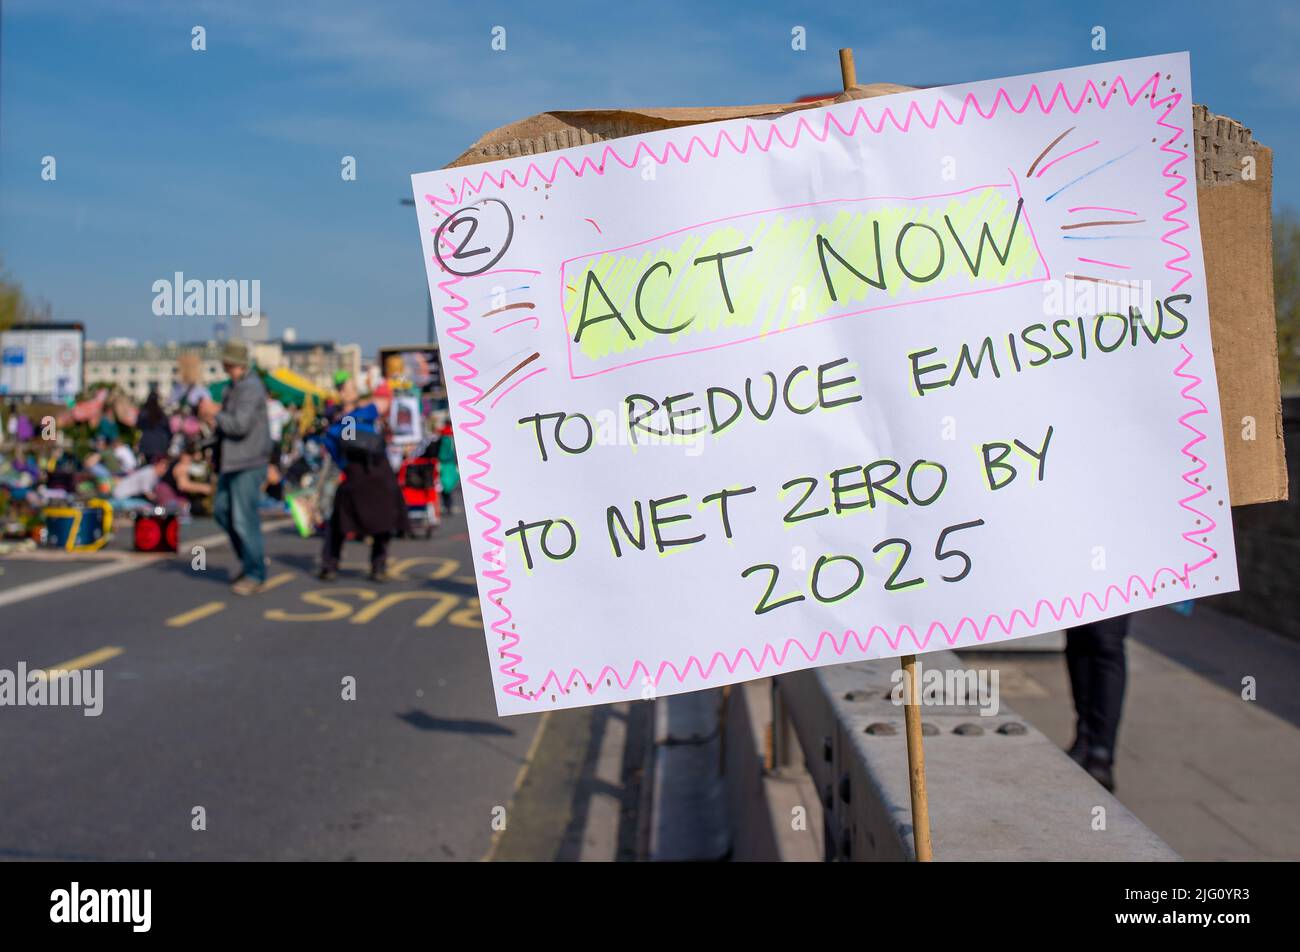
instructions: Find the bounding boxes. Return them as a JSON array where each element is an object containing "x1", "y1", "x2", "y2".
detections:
[
  {"x1": 834, "y1": 45, "x2": 931, "y2": 862},
  {"x1": 838, "y1": 48, "x2": 857, "y2": 92},
  {"x1": 901, "y1": 654, "x2": 933, "y2": 861}
]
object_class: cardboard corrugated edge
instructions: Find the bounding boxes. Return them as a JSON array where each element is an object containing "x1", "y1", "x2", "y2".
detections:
[
  {"x1": 442, "y1": 88, "x2": 1286, "y2": 505},
  {"x1": 444, "y1": 84, "x2": 912, "y2": 167},
  {"x1": 1194, "y1": 106, "x2": 1287, "y2": 505}
]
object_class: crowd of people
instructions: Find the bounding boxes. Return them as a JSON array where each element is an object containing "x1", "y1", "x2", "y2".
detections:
[
  {"x1": 2, "y1": 341, "x2": 1132, "y2": 787},
  {"x1": 0, "y1": 340, "x2": 460, "y2": 589}
]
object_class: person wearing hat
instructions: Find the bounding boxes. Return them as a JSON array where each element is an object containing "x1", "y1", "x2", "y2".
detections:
[{"x1": 197, "y1": 340, "x2": 272, "y2": 594}]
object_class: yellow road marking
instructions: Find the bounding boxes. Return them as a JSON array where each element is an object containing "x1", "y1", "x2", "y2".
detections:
[
  {"x1": 450, "y1": 599, "x2": 482, "y2": 630},
  {"x1": 33, "y1": 645, "x2": 124, "y2": 680},
  {"x1": 388, "y1": 556, "x2": 460, "y2": 582},
  {"x1": 165, "y1": 601, "x2": 227, "y2": 628},
  {"x1": 265, "y1": 588, "x2": 375, "y2": 622},
  {"x1": 351, "y1": 591, "x2": 459, "y2": 627},
  {"x1": 256, "y1": 589, "x2": 480, "y2": 628},
  {"x1": 260, "y1": 572, "x2": 295, "y2": 592}
]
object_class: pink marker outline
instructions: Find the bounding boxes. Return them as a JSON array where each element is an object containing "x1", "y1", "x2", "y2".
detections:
[
  {"x1": 1068, "y1": 205, "x2": 1139, "y2": 216},
  {"x1": 1035, "y1": 139, "x2": 1100, "y2": 177},
  {"x1": 559, "y1": 184, "x2": 1049, "y2": 379},
  {"x1": 1077, "y1": 256, "x2": 1132, "y2": 270},
  {"x1": 489, "y1": 365, "x2": 548, "y2": 409},
  {"x1": 492, "y1": 314, "x2": 541, "y2": 334}
]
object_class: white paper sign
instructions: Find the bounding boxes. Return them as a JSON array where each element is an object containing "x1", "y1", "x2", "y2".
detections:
[{"x1": 413, "y1": 52, "x2": 1239, "y2": 716}]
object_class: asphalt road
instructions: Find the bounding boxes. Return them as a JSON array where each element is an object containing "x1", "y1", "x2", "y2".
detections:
[{"x1": 0, "y1": 509, "x2": 551, "y2": 861}]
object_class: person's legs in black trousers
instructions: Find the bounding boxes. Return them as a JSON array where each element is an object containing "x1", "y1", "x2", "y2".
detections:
[
  {"x1": 369, "y1": 532, "x2": 391, "y2": 581},
  {"x1": 1065, "y1": 634, "x2": 1095, "y2": 761},
  {"x1": 319, "y1": 508, "x2": 345, "y2": 580},
  {"x1": 1065, "y1": 615, "x2": 1130, "y2": 791}
]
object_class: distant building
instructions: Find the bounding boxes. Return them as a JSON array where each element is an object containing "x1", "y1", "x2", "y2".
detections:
[
  {"x1": 84, "y1": 339, "x2": 226, "y2": 401},
  {"x1": 213, "y1": 311, "x2": 271, "y2": 344},
  {"x1": 279, "y1": 340, "x2": 363, "y2": 390},
  {"x1": 84, "y1": 335, "x2": 362, "y2": 400}
]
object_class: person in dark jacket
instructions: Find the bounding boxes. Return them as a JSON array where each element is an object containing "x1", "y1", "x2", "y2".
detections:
[
  {"x1": 318, "y1": 381, "x2": 407, "y2": 582},
  {"x1": 197, "y1": 341, "x2": 272, "y2": 595},
  {"x1": 136, "y1": 390, "x2": 173, "y2": 460}
]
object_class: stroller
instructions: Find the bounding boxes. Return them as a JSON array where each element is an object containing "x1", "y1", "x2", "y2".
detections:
[{"x1": 397, "y1": 454, "x2": 440, "y2": 539}]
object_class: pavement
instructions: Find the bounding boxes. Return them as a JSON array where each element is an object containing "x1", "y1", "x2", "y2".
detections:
[
  {"x1": 964, "y1": 605, "x2": 1300, "y2": 861},
  {"x1": 0, "y1": 503, "x2": 649, "y2": 861}
]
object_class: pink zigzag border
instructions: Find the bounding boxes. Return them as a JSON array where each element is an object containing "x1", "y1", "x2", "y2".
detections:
[{"x1": 427, "y1": 65, "x2": 1219, "y2": 706}]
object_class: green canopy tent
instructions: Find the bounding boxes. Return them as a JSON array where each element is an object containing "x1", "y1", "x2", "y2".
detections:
[{"x1": 208, "y1": 367, "x2": 334, "y2": 408}]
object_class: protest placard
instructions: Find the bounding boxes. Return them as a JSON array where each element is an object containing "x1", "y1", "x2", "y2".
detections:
[{"x1": 413, "y1": 52, "x2": 1239, "y2": 715}]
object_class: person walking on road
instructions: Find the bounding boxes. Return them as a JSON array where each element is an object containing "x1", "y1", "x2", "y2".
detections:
[
  {"x1": 318, "y1": 381, "x2": 407, "y2": 582},
  {"x1": 198, "y1": 341, "x2": 272, "y2": 595}
]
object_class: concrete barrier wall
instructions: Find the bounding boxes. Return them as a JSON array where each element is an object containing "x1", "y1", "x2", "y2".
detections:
[
  {"x1": 722, "y1": 653, "x2": 1179, "y2": 861},
  {"x1": 721, "y1": 681, "x2": 823, "y2": 862}
]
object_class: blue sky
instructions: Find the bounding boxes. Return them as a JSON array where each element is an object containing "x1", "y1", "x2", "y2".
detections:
[{"x1": 3, "y1": 0, "x2": 1297, "y2": 353}]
